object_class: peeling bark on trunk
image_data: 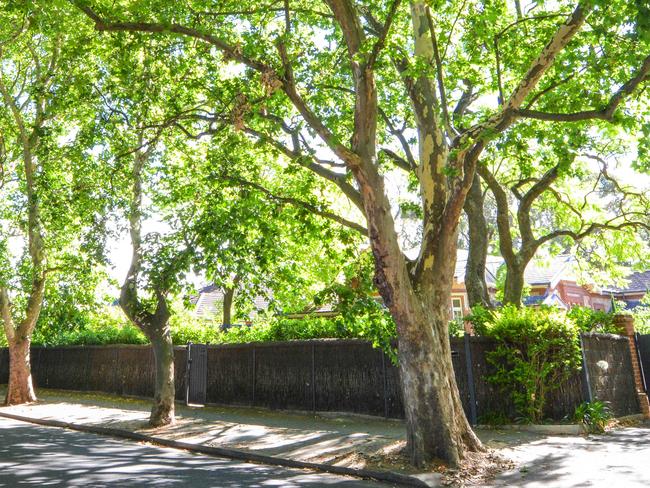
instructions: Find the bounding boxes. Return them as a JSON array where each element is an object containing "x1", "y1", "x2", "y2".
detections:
[
  {"x1": 394, "y1": 288, "x2": 483, "y2": 467},
  {"x1": 464, "y1": 174, "x2": 492, "y2": 308},
  {"x1": 0, "y1": 76, "x2": 48, "y2": 406},
  {"x1": 5, "y1": 339, "x2": 37, "y2": 405},
  {"x1": 356, "y1": 161, "x2": 483, "y2": 467}
]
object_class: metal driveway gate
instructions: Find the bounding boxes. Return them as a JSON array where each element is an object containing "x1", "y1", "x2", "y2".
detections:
[
  {"x1": 186, "y1": 343, "x2": 207, "y2": 405},
  {"x1": 635, "y1": 333, "x2": 650, "y2": 395}
]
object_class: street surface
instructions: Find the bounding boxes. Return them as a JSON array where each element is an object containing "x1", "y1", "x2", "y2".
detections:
[{"x1": 0, "y1": 417, "x2": 392, "y2": 487}]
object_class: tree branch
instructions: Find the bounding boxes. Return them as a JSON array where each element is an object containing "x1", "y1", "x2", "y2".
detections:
[
  {"x1": 516, "y1": 54, "x2": 650, "y2": 122},
  {"x1": 220, "y1": 171, "x2": 368, "y2": 235},
  {"x1": 367, "y1": 0, "x2": 401, "y2": 69},
  {"x1": 464, "y1": 2, "x2": 591, "y2": 141}
]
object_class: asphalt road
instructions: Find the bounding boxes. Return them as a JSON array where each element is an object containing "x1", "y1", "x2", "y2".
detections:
[{"x1": 0, "y1": 417, "x2": 393, "y2": 487}]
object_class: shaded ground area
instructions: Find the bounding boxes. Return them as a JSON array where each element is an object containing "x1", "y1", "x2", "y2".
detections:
[
  {"x1": 0, "y1": 387, "x2": 418, "y2": 471},
  {"x1": 1, "y1": 387, "x2": 649, "y2": 486},
  {"x1": 0, "y1": 416, "x2": 390, "y2": 487},
  {"x1": 0, "y1": 388, "x2": 545, "y2": 477}
]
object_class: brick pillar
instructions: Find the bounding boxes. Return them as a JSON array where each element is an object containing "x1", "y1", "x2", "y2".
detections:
[{"x1": 614, "y1": 314, "x2": 650, "y2": 418}]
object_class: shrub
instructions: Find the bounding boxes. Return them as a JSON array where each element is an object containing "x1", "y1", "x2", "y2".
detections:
[
  {"x1": 566, "y1": 306, "x2": 618, "y2": 334},
  {"x1": 22, "y1": 303, "x2": 398, "y2": 359},
  {"x1": 448, "y1": 320, "x2": 466, "y2": 338},
  {"x1": 633, "y1": 308, "x2": 650, "y2": 334},
  {"x1": 467, "y1": 305, "x2": 582, "y2": 423},
  {"x1": 574, "y1": 401, "x2": 611, "y2": 433}
]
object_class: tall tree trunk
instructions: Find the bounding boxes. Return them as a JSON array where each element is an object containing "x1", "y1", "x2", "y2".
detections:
[
  {"x1": 357, "y1": 161, "x2": 483, "y2": 467},
  {"x1": 5, "y1": 338, "x2": 36, "y2": 405},
  {"x1": 394, "y1": 285, "x2": 483, "y2": 467},
  {"x1": 464, "y1": 174, "x2": 492, "y2": 308},
  {"x1": 120, "y1": 145, "x2": 175, "y2": 427},
  {"x1": 0, "y1": 79, "x2": 48, "y2": 406},
  {"x1": 149, "y1": 327, "x2": 175, "y2": 426}
]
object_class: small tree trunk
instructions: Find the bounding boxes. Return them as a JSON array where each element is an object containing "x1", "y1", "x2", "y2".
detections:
[
  {"x1": 222, "y1": 286, "x2": 235, "y2": 327},
  {"x1": 464, "y1": 174, "x2": 492, "y2": 308},
  {"x1": 149, "y1": 328, "x2": 175, "y2": 427},
  {"x1": 5, "y1": 338, "x2": 37, "y2": 405},
  {"x1": 503, "y1": 262, "x2": 526, "y2": 306}
]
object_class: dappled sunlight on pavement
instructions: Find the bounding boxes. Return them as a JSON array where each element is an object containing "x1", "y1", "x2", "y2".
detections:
[
  {"x1": 2, "y1": 387, "x2": 650, "y2": 486},
  {"x1": 490, "y1": 425, "x2": 650, "y2": 487},
  {"x1": 0, "y1": 417, "x2": 386, "y2": 487},
  {"x1": 0, "y1": 387, "x2": 408, "y2": 472}
]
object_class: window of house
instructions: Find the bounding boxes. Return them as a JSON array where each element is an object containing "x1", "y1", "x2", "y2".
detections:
[{"x1": 451, "y1": 297, "x2": 464, "y2": 321}]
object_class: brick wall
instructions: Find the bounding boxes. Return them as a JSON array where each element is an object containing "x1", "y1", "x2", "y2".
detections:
[{"x1": 614, "y1": 314, "x2": 650, "y2": 418}]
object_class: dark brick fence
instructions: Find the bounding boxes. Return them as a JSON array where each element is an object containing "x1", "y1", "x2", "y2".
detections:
[{"x1": 0, "y1": 333, "x2": 640, "y2": 421}]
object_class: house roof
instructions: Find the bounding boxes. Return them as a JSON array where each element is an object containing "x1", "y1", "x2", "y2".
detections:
[
  {"x1": 523, "y1": 254, "x2": 575, "y2": 286},
  {"x1": 453, "y1": 250, "x2": 503, "y2": 286},
  {"x1": 604, "y1": 270, "x2": 650, "y2": 294},
  {"x1": 194, "y1": 285, "x2": 271, "y2": 317},
  {"x1": 624, "y1": 300, "x2": 649, "y2": 310},
  {"x1": 404, "y1": 248, "x2": 577, "y2": 287},
  {"x1": 523, "y1": 291, "x2": 568, "y2": 309},
  {"x1": 195, "y1": 288, "x2": 225, "y2": 317}
]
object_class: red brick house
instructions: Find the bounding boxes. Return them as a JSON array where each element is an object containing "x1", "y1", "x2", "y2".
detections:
[{"x1": 449, "y1": 253, "x2": 637, "y2": 316}]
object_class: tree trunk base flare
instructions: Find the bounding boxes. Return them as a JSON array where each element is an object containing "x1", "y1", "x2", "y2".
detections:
[
  {"x1": 149, "y1": 399, "x2": 175, "y2": 427},
  {"x1": 5, "y1": 340, "x2": 37, "y2": 406},
  {"x1": 149, "y1": 336, "x2": 176, "y2": 427},
  {"x1": 398, "y1": 312, "x2": 484, "y2": 468}
]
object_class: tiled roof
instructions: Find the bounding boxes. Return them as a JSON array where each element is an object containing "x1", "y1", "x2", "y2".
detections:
[
  {"x1": 523, "y1": 291, "x2": 568, "y2": 309},
  {"x1": 623, "y1": 300, "x2": 649, "y2": 310},
  {"x1": 605, "y1": 270, "x2": 650, "y2": 294},
  {"x1": 195, "y1": 289, "x2": 225, "y2": 317},
  {"x1": 453, "y1": 250, "x2": 503, "y2": 286}
]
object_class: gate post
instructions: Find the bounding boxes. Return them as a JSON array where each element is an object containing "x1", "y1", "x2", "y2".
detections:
[
  {"x1": 614, "y1": 314, "x2": 650, "y2": 418},
  {"x1": 463, "y1": 333, "x2": 478, "y2": 425},
  {"x1": 185, "y1": 342, "x2": 192, "y2": 406}
]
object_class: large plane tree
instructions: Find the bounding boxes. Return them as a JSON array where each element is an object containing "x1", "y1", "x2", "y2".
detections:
[{"x1": 75, "y1": 0, "x2": 649, "y2": 466}]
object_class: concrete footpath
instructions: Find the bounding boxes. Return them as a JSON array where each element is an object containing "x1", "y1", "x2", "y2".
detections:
[{"x1": 1, "y1": 387, "x2": 649, "y2": 487}]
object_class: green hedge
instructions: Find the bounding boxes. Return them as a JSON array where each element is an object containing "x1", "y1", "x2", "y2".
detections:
[{"x1": 11, "y1": 305, "x2": 398, "y2": 358}]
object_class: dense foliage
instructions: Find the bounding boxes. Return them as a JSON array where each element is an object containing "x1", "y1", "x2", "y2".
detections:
[
  {"x1": 14, "y1": 305, "x2": 397, "y2": 354},
  {"x1": 468, "y1": 305, "x2": 582, "y2": 423},
  {"x1": 0, "y1": 0, "x2": 648, "y2": 465}
]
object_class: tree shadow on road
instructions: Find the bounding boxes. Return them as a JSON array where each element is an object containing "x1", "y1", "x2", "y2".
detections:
[{"x1": 0, "y1": 419, "x2": 384, "y2": 487}]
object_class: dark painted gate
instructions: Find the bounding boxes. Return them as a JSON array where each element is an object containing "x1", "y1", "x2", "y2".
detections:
[
  {"x1": 635, "y1": 333, "x2": 650, "y2": 395},
  {"x1": 186, "y1": 343, "x2": 207, "y2": 405}
]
